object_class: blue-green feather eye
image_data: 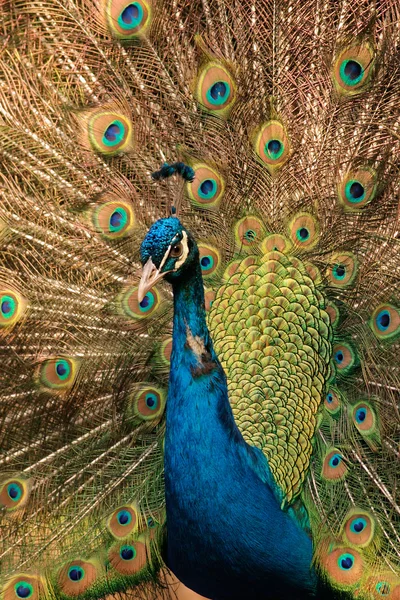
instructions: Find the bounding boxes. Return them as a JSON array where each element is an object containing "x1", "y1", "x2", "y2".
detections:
[
  {"x1": 375, "y1": 309, "x2": 390, "y2": 332},
  {"x1": 7, "y1": 482, "x2": 23, "y2": 502},
  {"x1": 117, "y1": 509, "x2": 132, "y2": 526},
  {"x1": 355, "y1": 407, "x2": 367, "y2": 424},
  {"x1": 196, "y1": 63, "x2": 236, "y2": 115},
  {"x1": 338, "y1": 552, "x2": 355, "y2": 571},
  {"x1": 200, "y1": 255, "x2": 214, "y2": 272},
  {"x1": 38, "y1": 357, "x2": 79, "y2": 391},
  {"x1": 120, "y1": 544, "x2": 137, "y2": 561},
  {"x1": 334, "y1": 350, "x2": 344, "y2": 365},
  {"x1": 14, "y1": 582, "x2": 34, "y2": 598},
  {"x1": 105, "y1": 0, "x2": 151, "y2": 39},
  {"x1": 333, "y1": 43, "x2": 374, "y2": 96},
  {"x1": 332, "y1": 264, "x2": 346, "y2": 281},
  {"x1": 109, "y1": 208, "x2": 128, "y2": 233},
  {"x1": 0, "y1": 289, "x2": 26, "y2": 328},
  {"x1": 118, "y1": 2, "x2": 143, "y2": 30},
  {"x1": 92, "y1": 199, "x2": 135, "y2": 239},
  {"x1": 345, "y1": 180, "x2": 365, "y2": 204},
  {"x1": 144, "y1": 392, "x2": 158, "y2": 410},
  {"x1": 350, "y1": 517, "x2": 367, "y2": 534},
  {"x1": 139, "y1": 291, "x2": 155, "y2": 313},
  {"x1": 1, "y1": 295, "x2": 16, "y2": 319},
  {"x1": 198, "y1": 179, "x2": 217, "y2": 200},
  {"x1": 327, "y1": 252, "x2": 358, "y2": 287},
  {"x1": 322, "y1": 449, "x2": 347, "y2": 481},
  {"x1": 265, "y1": 139, "x2": 284, "y2": 161},
  {"x1": 102, "y1": 120, "x2": 126, "y2": 147},
  {"x1": 206, "y1": 81, "x2": 231, "y2": 106},
  {"x1": 339, "y1": 168, "x2": 377, "y2": 210},
  {"x1": 147, "y1": 516, "x2": 156, "y2": 528},
  {"x1": 187, "y1": 165, "x2": 225, "y2": 208},
  {"x1": 329, "y1": 453, "x2": 342, "y2": 468},
  {"x1": 296, "y1": 227, "x2": 310, "y2": 242},
  {"x1": 55, "y1": 359, "x2": 71, "y2": 381},
  {"x1": 370, "y1": 304, "x2": 400, "y2": 340},
  {"x1": 339, "y1": 60, "x2": 364, "y2": 86},
  {"x1": 68, "y1": 566, "x2": 85, "y2": 581}
]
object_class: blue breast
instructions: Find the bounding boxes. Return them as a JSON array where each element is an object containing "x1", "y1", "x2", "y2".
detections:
[{"x1": 164, "y1": 270, "x2": 318, "y2": 600}]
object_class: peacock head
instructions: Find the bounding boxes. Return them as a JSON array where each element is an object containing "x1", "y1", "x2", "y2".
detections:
[{"x1": 139, "y1": 217, "x2": 199, "y2": 302}]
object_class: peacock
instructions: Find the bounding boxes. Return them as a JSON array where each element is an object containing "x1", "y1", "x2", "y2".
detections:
[{"x1": 0, "y1": 0, "x2": 399, "y2": 599}]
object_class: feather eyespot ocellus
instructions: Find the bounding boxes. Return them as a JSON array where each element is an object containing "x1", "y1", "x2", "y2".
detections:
[
  {"x1": 326, "y1": 252, "x2": 358, "y2": 287},
  {"x1": 0, "y1": 478, "x2": 31, "y2": 511},
  {"x1": 352, "y1": 402, "x2": 375, "y2": 431},
  {"x1": 2, "y1": 576, "x2": 44, "y2": 600},
  {"x1": 254, "y1": 121, "x2": 291, "y2": 173},
  {"x1": 38, "y1": 357, "x2": 79, "y2": 391},
  {"x1": 58, "y1": 560, "x2": 98, "y2": 597},
  {"x1": 332, "y1": 342, "x2": 357, "y2": 375},
  {"x1": 121, "y1": 286, "x2": 161, "y2": 320},
  {"x1": 322, "y1": 449, "x2": 348, "y2": 480},
  {"x1": 234, "y1": 216, "x2": 266, "y2": 252},
  {"x1": 0, "y1": 288, "x2": 26, "y2": 328},
  {"x1": 342, "y1": 510, "x2": 375, "y2": 547},
  {"x1": 120, "y1": 544, "x2": 136, "y2": 560},
  {"x1": 324, "y1": 388, "x2": 341, "y2": 416},
  {"x1": 321, "y1": 546, "x2": 363, "y2": 589},
  {"x1": 37, "y1": 357, "x2": 79, "y2": 392},
  {"x1": 370, "y1": 304, "x2": 400, "y2": 341},
  {"x1": 14, "y1": 582, "x2": 33, "y2": 598},
  {"x1": 68, "y1": 566, "x2": 84, "y2": 582},
  {"x1": 187, "y1": 164, "x2": 225, "y2": 208},
  {"x1": 350, "y1": 400, "x2": 380, "y2": 444},
  {"x1": 103, "y1": 0, "x2": 151, "y2": 39},
  {"x1": 92, "y1": 200, "x2": 135, "y2": 239},
  {"x1": 338, "y1": 168, "x2": 377, "y2": 210},
  {"x1": 86, "y1": 111, "x2": 133, "y2": 155},
  {"x1": 195, "y1": 62, "x2": 236, "y2": 115},
  {"x1": 288, "y1": 213, "x2": 319, "y2": 250},
  {"x1": 129, "y1": 386, "x2": 166, "y2": 421},
  {"x1": 108, "y1": 505, "x2": 138, "y2": 538},
  {"x1": 333, "y1": 42, "x2": 375, "y2": 95},
  {"x1": 198, "y1": 244, "x2": 221, "y2": 277},
  {"x1": 108, "y1": 539, "x2": 147, "y2": 574}
]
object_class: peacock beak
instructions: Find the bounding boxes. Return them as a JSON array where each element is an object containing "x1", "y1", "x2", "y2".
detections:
[{"x1": 138, "y1": 258, "x2": 168, "y2": 303}]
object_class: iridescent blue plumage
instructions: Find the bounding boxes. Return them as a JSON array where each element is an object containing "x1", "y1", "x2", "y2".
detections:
[{"x1": 140, "y1": 218, "x2": 323, "y2": 600}]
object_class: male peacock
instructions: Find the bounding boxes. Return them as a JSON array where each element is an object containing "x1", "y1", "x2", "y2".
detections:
[{"x1": 0, "y1": 1, "x2": 399, "y2": 599}]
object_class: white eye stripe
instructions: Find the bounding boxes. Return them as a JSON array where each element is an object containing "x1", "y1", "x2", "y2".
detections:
[{"x1": 174, "y1": 231, "x2": 189, "y2": 270}]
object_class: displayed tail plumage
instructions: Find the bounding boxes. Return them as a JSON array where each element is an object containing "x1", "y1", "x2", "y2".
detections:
[{"x1": 0, "y1": 0, "x2": 399, "y2": 598}]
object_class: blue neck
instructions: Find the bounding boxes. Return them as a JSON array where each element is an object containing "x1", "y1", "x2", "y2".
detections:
[
  {"x1": 168, "y1": 261, "x2": 241, "y2": 441},
  {"x1": 172, "y1": 261, "x2": 209, "y2": 346}
]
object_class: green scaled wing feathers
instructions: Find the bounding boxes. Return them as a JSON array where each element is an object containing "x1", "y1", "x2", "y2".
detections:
[{"x1": 0, "y1": 0, "x2": 400, "y2": 599}]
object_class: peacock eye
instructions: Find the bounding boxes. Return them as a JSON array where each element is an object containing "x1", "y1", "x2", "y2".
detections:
[{"x1": 170, "y1": 243, "x2": 183, "y2": 258}]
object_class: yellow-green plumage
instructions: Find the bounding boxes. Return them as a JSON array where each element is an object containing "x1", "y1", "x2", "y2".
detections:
[
  {"x1": 0, "y1": 0, "x2": 399, "y2": 598},
  {"x1": 210, "y1": 248, "x2": 332, "y2": 503}
]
